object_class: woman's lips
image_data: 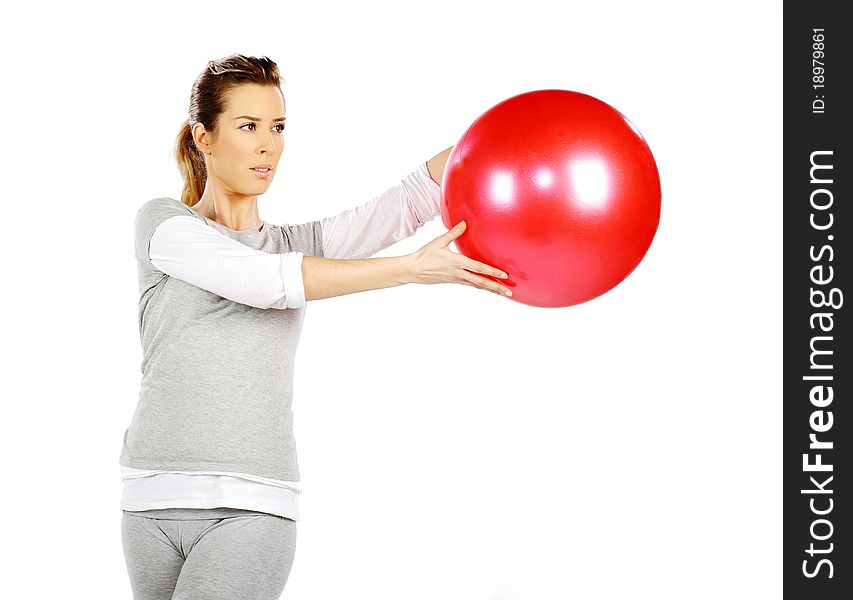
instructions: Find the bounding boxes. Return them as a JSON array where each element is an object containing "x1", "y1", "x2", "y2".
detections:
[{"x1": 250, "y1": 167, "x2": 272, "y2": 179}]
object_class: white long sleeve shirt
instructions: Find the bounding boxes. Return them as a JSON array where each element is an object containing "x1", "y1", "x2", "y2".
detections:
[{"x1": 121, "y1": 162, "x2": 441, "y2": 519}]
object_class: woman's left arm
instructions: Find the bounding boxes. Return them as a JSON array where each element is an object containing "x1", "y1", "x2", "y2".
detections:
[
  {"x1": 319, "y1": 145, "x2": 454, "y2": 259},
  {"x1": 426, "y1": 145, "x2": 453, "y2": 186}
]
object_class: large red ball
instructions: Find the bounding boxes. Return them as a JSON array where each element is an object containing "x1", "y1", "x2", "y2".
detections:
[{"x1": 441, "y1": 90, "x2": 661, "y2": 308}]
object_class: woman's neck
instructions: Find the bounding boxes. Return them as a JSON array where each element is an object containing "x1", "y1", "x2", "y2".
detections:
[{"x1": 192, "y1": 195, "x2": 263, "y2": 232}]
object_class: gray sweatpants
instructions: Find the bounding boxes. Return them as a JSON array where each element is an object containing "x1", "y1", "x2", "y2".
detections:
[{"x1": 121, "y1": 507, "x2": 297, "y2": 600}]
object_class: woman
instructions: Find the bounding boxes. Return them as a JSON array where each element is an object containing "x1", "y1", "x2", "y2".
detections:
[{"x1": 119, "y1": 53, "x2": 512, "y2": 600}]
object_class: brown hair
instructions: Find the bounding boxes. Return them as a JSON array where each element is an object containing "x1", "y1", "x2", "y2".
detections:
[{"x1": 174, "y1": 54, "x2": 283, "y2": 207}]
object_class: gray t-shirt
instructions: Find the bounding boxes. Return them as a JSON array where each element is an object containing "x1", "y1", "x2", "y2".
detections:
[{"x1": 119, "y1": 197, "x2": 324, "y2": 481}]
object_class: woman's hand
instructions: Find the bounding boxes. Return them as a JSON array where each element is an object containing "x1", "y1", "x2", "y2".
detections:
[{"x1": 404, "y1": 221, "x2": 512, "y2": 297}]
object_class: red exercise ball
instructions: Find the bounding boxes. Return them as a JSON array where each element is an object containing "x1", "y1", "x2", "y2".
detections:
[{"x1": 440, "y1": 89, "x2": 661, "y2": 308}]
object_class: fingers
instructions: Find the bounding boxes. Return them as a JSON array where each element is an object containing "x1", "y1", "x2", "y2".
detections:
[
  {"x1": 458, "y1": 269, "x2": 513, "y2": 297},
  {"x1": 428, "y1": 220, "x2": 512, "y2": 296},
  {"x1": 464, "y1": 259, "x2": 508, "y2": 281},
  {"x1": 443, "y1": 220, "x2": 466, "y2": 244},
  {"x1": 442, "y1": 223, "x2": 508, "y2": 280}
]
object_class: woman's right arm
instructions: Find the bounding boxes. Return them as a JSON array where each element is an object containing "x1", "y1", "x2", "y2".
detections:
[
  {"x1": 301, "y1": 255, "x2": 411, "y2": 301},
  {"x1": 147, "y1": 214, "x2": 511, "y2": 308},
  {"x1": 303, "y1": 220, "x2": 511, "y2": 301}
]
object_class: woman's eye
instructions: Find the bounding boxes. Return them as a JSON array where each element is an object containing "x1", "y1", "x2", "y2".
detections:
[{"x1": 240, "y1": 122, "x2": 285, "y2": 133}]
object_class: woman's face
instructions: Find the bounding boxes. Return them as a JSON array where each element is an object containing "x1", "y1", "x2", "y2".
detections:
[{"x1": 194, "y1": 83, "x2": 286, "y2": 198}]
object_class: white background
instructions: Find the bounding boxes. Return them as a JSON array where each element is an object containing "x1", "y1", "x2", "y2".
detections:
[{"x1": 0, "y1": 0, "x2": 781, "y2": 598}]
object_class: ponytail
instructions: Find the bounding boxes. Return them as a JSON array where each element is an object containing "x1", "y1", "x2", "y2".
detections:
[{"x1": 175, "y1": 120, "x2": 207, "y2": 207}]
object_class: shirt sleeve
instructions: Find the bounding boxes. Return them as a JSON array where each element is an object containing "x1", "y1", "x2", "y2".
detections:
[
  {"x1": 135, "y1": 197, "x2": 197, "y2": 271},
  {"x1": 319, "y1": 161, "x2": 442, "y2": 259},
  {"x1": 149, "y1": 215, "x2": 307, "y2": 310}
]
